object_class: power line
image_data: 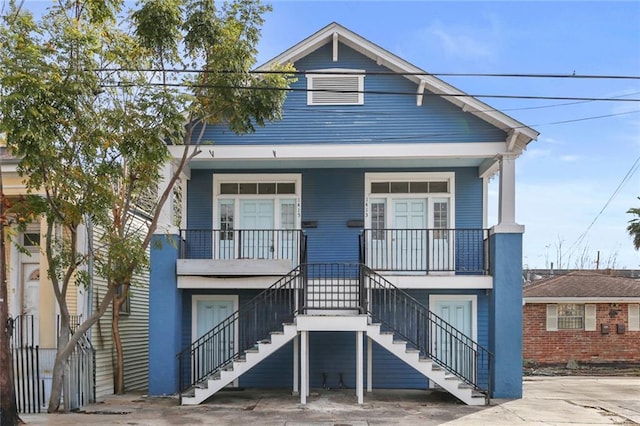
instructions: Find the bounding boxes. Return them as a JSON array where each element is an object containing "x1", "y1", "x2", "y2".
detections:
[
  {"x1": 566, "y1": 155, "x2": 640, "y2": 258},
  {"x1": 94, "y1": 67, "x2": 640, "y2": 80},
  {"x1": 100, "y1": 82, "x2": 640, "y2": 103}
]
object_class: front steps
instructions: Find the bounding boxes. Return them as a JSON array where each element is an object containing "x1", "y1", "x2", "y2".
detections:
[
  {"x1": 181, "y1": 323, "x2": 299, "y2": 405},
  {"x1": 365, "y1": 323, "x2": 487, "y2": 406},
  {"x1": 180, "y1": 317, "x2": 487, "y2": 406}
]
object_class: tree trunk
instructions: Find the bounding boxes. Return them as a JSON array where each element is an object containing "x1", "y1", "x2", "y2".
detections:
[
  {"x1": 112, "y1": 284, "x2": 126, "y2": 394},
  {"x1": 48, "y1": 316, "x2": 70, "y2": 413},
  {"x1": 0, "y1": 165, "x2": 21, "y2": 425}
]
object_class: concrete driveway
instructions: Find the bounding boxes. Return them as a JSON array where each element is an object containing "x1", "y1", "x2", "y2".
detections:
[{"x1": 20, "y1": 376, "x2": 640, "y2": 425}]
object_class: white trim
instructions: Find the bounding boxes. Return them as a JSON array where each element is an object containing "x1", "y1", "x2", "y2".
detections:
[
  {"x1": 524, "y1": 297, "x2": 640, "y2": 304},
  {"x1": 191, "y1": 295, "x2": 239, "y2": 342},
  {"x1": 364, "y1": 172, "x2": 455, "y2": 229},
  {"x1": 178, "y1": 275, "x2": 286, "y2": 289},
  {"x1": 212, "y1": 173, "x2": 302, "y2": 232},
  {"x1": 170, "y1": 142, "x2": 507, "y2": 163},
  {"x1": 546, "y1": 304, "x2": 558, "y2": 331},
  {"x1": 306, "y1": 68, "x2": 365, "y2": 106},
  {"x1": 584, "y1": 304, "x2": 597, "y2": 331},
  {"x1": 428, "y1": 294, "x2": 477, "y2": 341},
  {"x1": 381, "y1": 275, "x2": 492, "y2": 289}
]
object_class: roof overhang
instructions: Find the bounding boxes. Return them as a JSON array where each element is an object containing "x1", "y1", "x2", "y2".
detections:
[{"x1": 524, "y1": 297, "x2": 640, "y2": 304}]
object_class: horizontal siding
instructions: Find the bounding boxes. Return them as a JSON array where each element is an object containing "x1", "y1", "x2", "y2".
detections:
[
  {"x1": 121, "y1": 262, "x2": 149, "y2": 392},
  {"x1": 186, "y1": 167, "x2": 483, "y2": 265},
  {"x1": 89, "y1": 217, "x2": 150, "y2": 396},
  {"x1": 196, "y1": 42, "x2": 506, "y2": 146}
]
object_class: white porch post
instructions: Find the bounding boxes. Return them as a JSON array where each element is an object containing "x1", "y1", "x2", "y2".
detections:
[
  {"x1": 293, "y1": 334, "x2": 299, "y2": 395},
  {"x1": 300, "y1": 331, "x2": 308, "y2": 404},
  {"x1": 495, "y1": 153, "x2": 524, "y2": 233},
  {"x1": 356, "y1": 331, "x2": 364, "y2": 404},
  {"x1": 367, "y1": 336, "x2": 372, "y2": 393}
]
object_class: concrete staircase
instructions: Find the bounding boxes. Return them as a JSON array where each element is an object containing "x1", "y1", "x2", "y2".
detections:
[
  {"x1": 365, "y1": 322, "x2": 487, "y2": 406},
  {"x1": 181, "y1": 323, "x2": 298, "y2": 405}
]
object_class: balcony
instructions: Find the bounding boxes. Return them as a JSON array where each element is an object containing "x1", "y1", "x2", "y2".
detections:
[
  {"x1": 360, "y1": 229, "x2": 489, "y2": 275},
  {"x1": 178, "y1": 229, "x2": 306, "y2": 276}
]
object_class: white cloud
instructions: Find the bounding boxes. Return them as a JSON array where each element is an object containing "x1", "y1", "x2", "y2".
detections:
[{"x1": 560, "y1": 155, "x2": 580, "y2": 162}]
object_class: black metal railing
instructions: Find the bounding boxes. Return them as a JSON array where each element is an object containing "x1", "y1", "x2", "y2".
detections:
[
  {"x1": 362, "y1": 265, "x2": 492, "y2": 400},
  {"x1": 10, "y1": 315, "x2": 44, "y2": 413},
  {"x1": 180, "y1": 229, "x2": 306, "y2": 264},
  {"x1": 360, "y1": 228, "x2": 489, "y2": 274},
  {"x1": 177, "y1": 266, "x2": 305, "y2": 396},
  {"x1": 300, "y1": 263, "x2": 364, "y2": 313}
]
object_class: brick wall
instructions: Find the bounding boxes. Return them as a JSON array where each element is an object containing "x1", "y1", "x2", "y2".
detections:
[{"x1": 523, "y1": 303, "x2": 640, "y2": 364}]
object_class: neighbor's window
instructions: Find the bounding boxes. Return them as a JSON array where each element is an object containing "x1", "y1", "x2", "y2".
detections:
[{"x1": 557, "y1": 303, "x2": 584, "y2": 329}]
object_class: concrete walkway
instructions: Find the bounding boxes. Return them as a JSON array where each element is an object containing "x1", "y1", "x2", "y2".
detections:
[{"x1": 19, "y1": 376, "x2": 640, "y2": 425}]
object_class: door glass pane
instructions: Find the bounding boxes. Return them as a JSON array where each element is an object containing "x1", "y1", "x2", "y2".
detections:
[
  {"x1": 433, "y1": 199, "x2": 449, "y2": 229},
  {"x1": 280, "y1": 200, "x2": 296, "y2": 229},
  {"x1": 219, "y1": 200, "x2": 234, "y2": 259},
  {"x1": 277, "y1": 182, "x2": 295, "y2": 194},
  {"x1": 371, "y1": 200, "x2": 385, "y2": 240},
  {"x1": 279, "y1": 200, "x2": 297, "y2": 262},
  {"x1": 239, "y1": 183, "x2": 257, "y2": 194},
  {"x1": 390, "y1": 181, "x2": 409, "y2": 193},
  {"x1": 219, "y1": 200, "x2": 234, "y2": 240},
  {"x1": 258, "y1": 182, "x2": 276, "y2": 194}
]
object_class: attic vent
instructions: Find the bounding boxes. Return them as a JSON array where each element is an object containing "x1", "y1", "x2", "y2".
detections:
[{"x1": 306, "y1": 69, "x2": 365, "y2": 105}]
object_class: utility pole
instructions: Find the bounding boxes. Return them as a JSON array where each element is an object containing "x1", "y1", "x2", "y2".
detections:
[
  {"x1": 595, "y1": 251, "x2": 600, "y2": 271},
  {"x1": 0, "y1": 155, "x2": 20, "y2": 425}
]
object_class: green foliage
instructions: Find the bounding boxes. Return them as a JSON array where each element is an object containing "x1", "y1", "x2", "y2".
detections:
[{"x1": 627, "y1": 198, "x2": 640, "y2": 250}]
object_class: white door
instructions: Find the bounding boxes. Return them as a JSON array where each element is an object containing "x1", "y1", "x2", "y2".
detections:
[
  {"x1": 194, "y1": 299, "x2": 236, "y2": 379},
  {"x1": 393, "y1": 199, "x2": 426, "y2": 270},
  {"x1": 21, "y1": 263, "x2": 40, "y2": 346},
  {"x1": 432, "y1": 299, "x2": 473, "y2": 380},
  {"x1": 240, "y1": 200, "x2": 274, "y2": 259}
]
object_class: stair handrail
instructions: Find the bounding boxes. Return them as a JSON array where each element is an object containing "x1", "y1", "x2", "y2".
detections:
[
  {"x1": 361, "y1": 265, "x2": 493, "y2": 399},
  {"x1": 176, "y1": 265, "x2": 304, "y2": 395}
]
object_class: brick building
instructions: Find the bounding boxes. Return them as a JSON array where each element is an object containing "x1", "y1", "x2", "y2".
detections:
[{"x1": 523, "y1": 271, "x2": 640, "y2": 366}]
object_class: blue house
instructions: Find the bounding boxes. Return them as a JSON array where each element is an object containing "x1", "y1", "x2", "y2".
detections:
[{"x1": 148, "y1": 23, "x2": 538, "y2": 405}]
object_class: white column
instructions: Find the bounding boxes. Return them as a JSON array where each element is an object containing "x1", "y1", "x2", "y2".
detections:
[
  {"x1": 293, "y1": 334, "x2": 299, "y2": 395},
  {"x1": 300, "y1": 331, "x2": 308, "y2": 404},
  {"x1": 494, "y1": 153, "x2": 524, "y2": 233},
  {"x1": 356, "y1": 331, "x2": 364, "y2": 404},
  {"x1": 367, "y1": 337, "x2": 372, "y2": 393}
]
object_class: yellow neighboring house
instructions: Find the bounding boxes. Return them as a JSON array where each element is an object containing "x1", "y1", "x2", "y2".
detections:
[{"x1": 1, "y1": 147, "x2": 149, "y2": 408}]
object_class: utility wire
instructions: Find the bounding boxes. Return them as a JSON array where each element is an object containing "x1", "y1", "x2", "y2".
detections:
[
  {"x1": 100, "y1": 82, "x2": 640, "y2": 103},
  {"x1": 566, "y1": 155, "x2": 640, "y2": 258},
  {"x1": 93, "y1": 67, "x2": 640, "y2": 80}
]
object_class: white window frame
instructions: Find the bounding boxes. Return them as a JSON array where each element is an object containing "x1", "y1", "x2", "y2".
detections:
[
  {"x1": 306, "y1": 68, "x2": 365, "y2": 106},
  {"x1": 212, "y1": 173, "x2": 302, "y2": 231},
  {"x1": 546, "y1": 303, "x2": 596, "y2": 331},
  {"x1": 364, "y1": 172, "x2": 455, "y2": 229}
]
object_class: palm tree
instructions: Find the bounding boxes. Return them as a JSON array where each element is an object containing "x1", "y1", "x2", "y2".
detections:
[{"x1": 628, "y1": 198, "x2": 640, "y2": 250}]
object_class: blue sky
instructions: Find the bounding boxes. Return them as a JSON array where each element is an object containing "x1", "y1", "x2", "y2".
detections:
[
  {"x1": 253, "y1": 0, "x2": 640, "y2": 270},
  {"x1": 14, "y1": 0, "x2": 640, "y2": 269}
]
